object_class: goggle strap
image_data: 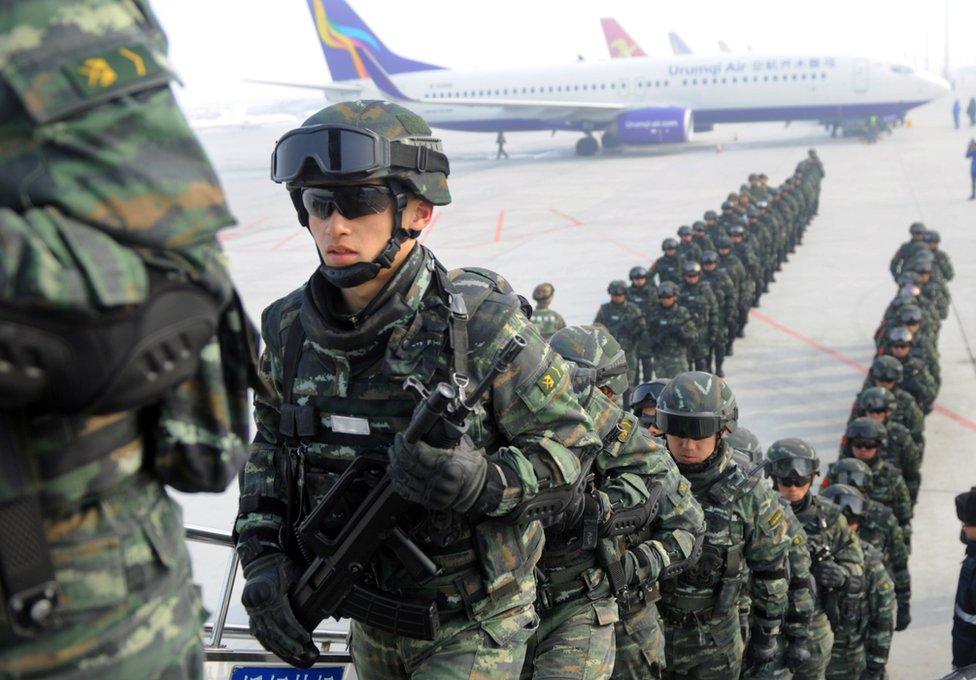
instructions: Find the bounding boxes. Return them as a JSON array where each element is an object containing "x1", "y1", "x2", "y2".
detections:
[{"x1": 389, "y1": 142, "x2": 450, "y2": 176}]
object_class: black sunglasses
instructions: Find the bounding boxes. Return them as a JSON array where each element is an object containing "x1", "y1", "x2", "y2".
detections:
[
  {"x1": 850, "y1": 439, "x2": 880, "y2": 450},
  {"x1": 775, "y1": 474, "x2": 813, "y2": 488},
  {"x1": 302, "y1": 186, "x2": 398, "y2": 221}
]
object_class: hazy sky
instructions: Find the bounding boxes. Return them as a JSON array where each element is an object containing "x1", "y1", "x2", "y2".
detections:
[{"x1": 153, "y1": 0, "x2": 973, "y2": 110}]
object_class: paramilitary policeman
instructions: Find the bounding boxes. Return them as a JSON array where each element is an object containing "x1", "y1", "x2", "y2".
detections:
[
  {"x1": 234, "y1": 101, "x2": 601, "y2": 677},
  {"x1": 823, "y1": 459, "x2": 912, "y2": 633},
  {"x1": 655, "y1": 373, "x2": 791, "y2": 679},
  {"x1": 531, "y1": 282, "x2": 567, "y2": 340},
  {"x1": 852, "y1": 387, "x2": 922, "y2": 504},
  {"x1": 678, "y1": 261, "x2": 719, "y2": 373},
  {"x1": 878, "y1": 327, "x2": 938, "y2": 415},
  {"x1": 832, "y1": 417, "x2": 913, "y2": 548},
  {"x1": 700, "y1": 250, "x2": 737, "y2": 377},
  {"x1": 859, "y1": 355, "x2": 926, "y2": 449},
  {"x1": 676, "y1": 226, "x2": 702, "y2": 264},
  {"x1": 819, "y1": 485, "x2": 896, "y2": 680},
  {"x1": 627, "y1": 266, "x2": 656, "y2": 383},
  {"x1": 629, "y1": 380, "x2": 669, "y2": 439},
  {"x1": 889, "y1": 222, "x2": 931, "y2": 281},
  {"x1": 924, "y1": 230, "x2": 954, "y2": 282},
  {"x1": 645, "y1": 283, "x2": 697, "y2": 379},
  {"x1": 0, "y1": 2, "x2": 260, "y2": 677},
  {"x1": 650, "y1": 239, "x2": 685, "y2": 286},
  {"x1": 595, "y1": 280, "x2": 645, "y2": 389},
  {"x1": 545, "y1": 327, "x2": 705, "y2": 680},
  {"x1": 766, "y1": 439, "x2": 866, "y2": 680}
]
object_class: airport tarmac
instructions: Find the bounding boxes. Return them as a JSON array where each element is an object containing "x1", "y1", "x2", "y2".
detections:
[{"x1": 182, "y1": 98, "x2": 975, "y2": 678}]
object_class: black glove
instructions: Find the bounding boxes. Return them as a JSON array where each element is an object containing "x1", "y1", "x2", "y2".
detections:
[
  {"x1": 241, "y1": 553, "x2": 319, "y2": 668},
  {"x1": 388, "y1": 432, "x2": 488, "y2": 512},
  {"x1": 620, "y1": 543, "x2": 666, "y2": 587},
  {"x1": 896, "y1": 601, "x2": 911, "y2": 631},
  {"x1": 785, "y1": 639, "x2": 812, "y2": 671},
  {"x1": 745, "y1": 628, "x2": 779, "y2": 669},
  {"x1": 861, "y1": 661, "x2": 887, "y2": 680},
  {"x1": 812, "y1": 559, "x2": 848, "y2": 589}
]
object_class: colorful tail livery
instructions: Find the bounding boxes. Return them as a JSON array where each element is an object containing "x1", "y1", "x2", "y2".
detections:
[
  {"x1": 307, "y1": 0, "x2": 443, "y2": 82},
  {"x1": 600, "y1": 18, "x2": 647, "y2": 59}
]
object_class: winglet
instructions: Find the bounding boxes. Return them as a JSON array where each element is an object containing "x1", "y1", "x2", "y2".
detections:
[
  {"x1": 668, "y1": 32, "x2": 693, "y2": 56},
  {"x1": 600, "y1": 18, "x2": 648, "y2": 59}
]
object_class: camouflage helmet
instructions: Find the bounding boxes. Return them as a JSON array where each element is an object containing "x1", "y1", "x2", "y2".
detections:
[
  {"x1": 820, "y1": 483, "x2": 868, "y2": 520},
  {"x1": 729, "y1": 224, "x2": 746, "y2": 236},
  {"x1": 909, "y1": 221, "x2": 927, "y2": 236},
  {"x1": 727, "y1": 426, "x2": 763, "y2": 466},
  {"x1": 721, "y1": 200, "x2": 735, "y2": 211},
  {"x1": 807, "y1": 148, "x2": 819, "y2": 158},
  {"x1": 845, "y1": 417, "x2": 887, "y2": 448},
  {"x1": 549, "y1": 325, "x2": 629, "y2": 396},
  {"x1": 704, "y1": 210, "x2": 718, "y2": 221},
  {"x1": 828, "y1": 458, "x2": 874, "y2": 493},
  {"x1": 858, "y1": 386, "x2": 896, "y2": 414},
  {"x1": 766, "y1": 438, "x2": 819, "y2": 479},
  {"x1": 896, "y1": 272, "x2": 920, "y2": 287},
  {"x1": 692, "y1": 221, "x2": 707, "y2": 232},
  {"x1": 897, "y1": 304, "x2": 924, "y2": 325},
  {"x1": 756, "y1": 200, "x2": 769, "y2": 210},
  {"x1": 658, "y1": 281, "x2": 680, "y2": 297},
  {"x1": 655, "y1": 371, "x2": 738, "y2": 438},
  {"x1": 682, "y1": 260, "x2": 702, "y2": 276},
  {"x1": 870, "y1": 355, "x2": 904, "y2": 383},
  {"x1": 677, "y1": 225, "x2": 693, "y2": 237},
  {"x1": 662, "y1": 237, "x2": 679, "y2": 251},
  {"x1": 608, "y1": 280, "x2": 628, "y2": 296},
  {"x1": 898, "y1": 282, "x2": 921, "y2": 299},
  {"x1": 887, "y1": 326, "x2": 914, "y2": 345},
  {"x1": 923, "y1": 229, "x2": 941, "y2": 243},
  {"x1": 906, "y1": 255, "x2": 933, "y2": 274},
  {"x1": 630, "y1": 379, "x2": 669, "y2": 414},
  {"x1": 890, "y1": 293, "x2": 917, "y2": 310},
  {"x1": 700, "y1": 250, "x2": 719, "y2": 265},
  {"x1": 284, "y1": 100, "x2": 451, "y2": 205},
  {"x1": 532, "y1": 282, "x2": 555, "y2": 302},
  {"x1": 716, "y1": 236, "x2": 734, "y2": 250},
  {"x1": 629, "y1": 266, "x2": 649, "y2": 280}
]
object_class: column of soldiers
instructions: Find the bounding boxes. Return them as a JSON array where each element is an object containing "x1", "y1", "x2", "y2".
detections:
[{"x1": 540, "y1": 152, "x2": 825, "y2": 384}]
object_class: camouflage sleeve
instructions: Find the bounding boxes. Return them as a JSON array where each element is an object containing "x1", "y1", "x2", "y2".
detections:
[
  {"x1": 469, "y1": 300, "x2": 599, "y2": 517},
  {"x1": 885, "y1": 513, "x2": 911, "y2": 607},
  {"x1": 896, "y1": 430, "x2": 922, "y2": 501},
  {"x1": 889, "y1": 252, "x2": 902, "y2": 279},
  {"x1": 744, "y1": 482, "x2": 791, "y2": 631},
  {"x1": 938, "y1": 251, "x2": 955, "y2": 280},
  {"x1": 678, "y1": 310, "x2": 698, "y2": 345},
  {"x1": 891, "y1": 473, "x2": 914, "y2": 543},
  {"x1": 864, "y1": 556, "x2": 896, "y2": 669},
  {"x1": 597, "y1": 424, "x2": 704, "y2": 580},
  {"x1": 830, "y1": 512, "x2": 865, "y2": 581},
  {"x1": 594, "y1": 305, "x2": 605, "y2": 326},
  {"x1": 782, "y1": 510, "x2": 816, "y2": 644}
]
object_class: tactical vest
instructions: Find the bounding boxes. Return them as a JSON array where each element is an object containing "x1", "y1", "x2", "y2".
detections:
[
  {"x1": 660, "y1": 461, "x2": 758, "y2": 624},
  {"x1": 678, "y1": 283, "x2": 710, "y2": 333},
  {"x1": 271, "y1": 253, "x2": 542, "y2": 621}
]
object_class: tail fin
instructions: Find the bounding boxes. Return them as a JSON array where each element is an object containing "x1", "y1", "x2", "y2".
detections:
[
  {"x1": 668, "y1": 32, "x2": 693, "y2": 55},
  {"x1": 718, "y1": 40, "x2": 731, "y2": 53},
  {"x1": 600, "y1": 18, "x2": 647, "y2": 59},
  {"x1": 307, "y1": 0, "x2": 443, "y2": 82}
]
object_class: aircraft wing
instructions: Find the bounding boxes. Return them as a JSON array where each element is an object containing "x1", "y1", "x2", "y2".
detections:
[{"x1": 244, "y1": 78, "x2": 362, "y2": 96}]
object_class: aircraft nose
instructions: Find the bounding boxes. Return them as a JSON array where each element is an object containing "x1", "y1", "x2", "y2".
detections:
[{"x1": 917, "y1": 71, "x2": 951, "y2": 99}]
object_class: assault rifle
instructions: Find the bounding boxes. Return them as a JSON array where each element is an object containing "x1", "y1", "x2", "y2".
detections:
[
  {"x1": 808, "y1": 540, "x2": 841, "y2": 628},
  {"x1": 288, "y1": 335, "x2": 527, "y2": 650}
]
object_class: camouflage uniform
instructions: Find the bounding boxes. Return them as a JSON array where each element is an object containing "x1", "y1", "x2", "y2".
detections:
[
  {"x1": 889, "y1": 240, "x2": 928, "y2": 281},
  {"x1": 532, "y1": 307, "x2": 567, "y2": 340},
  {"x1": 678, "y1": 277, "x2": 718, "y2": 372},
  {"x1": 700, "y1": 257, "x2": 736, "y2": 376},
  {"x1": 645, "y1": 301, "x2": 697, "y2": 379},
  {"x1": 857, "y1": 500, "x2": 911, "y2": 632},
  {"x1": 650, "y1": 253, "x2": 684, "y2": 286},
  {"x1": 626, "y1": 280, "x2": 655, "y2": 382},
  {"x1": 0, "y1": 2, "x2": 255, "y2": 677},
  {"x1": 594, "y1": 299, "x2": 644, "y2": 388},
  {"x1": 660, "y1": 444, "x2": 790, "y2": 680},
  {"x1": 858, "y1": 357, "x2": 926, "y2": 449},
  {"x1": 860, "y1": 542, "x2": 896, "y2": 680},
  {"x1": 235, "y1": 103, "x2": 601, "y2": 678},
  {"x1": 828, "y1": 454, "x2": 913, "y2": 550},
  {"x1": 676, "y1": 239, "x2": 702, "y2": 265}
]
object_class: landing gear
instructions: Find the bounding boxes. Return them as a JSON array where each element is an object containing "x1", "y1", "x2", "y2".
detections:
[
  {"x1": 575, "y1": 135, "x2": 599, "y2": 156},
  {"x1": 601, "y1": 131, "x2": 620, "y2": 150}
]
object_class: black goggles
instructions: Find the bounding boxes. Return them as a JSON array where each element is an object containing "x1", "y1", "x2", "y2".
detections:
[
  {"x1": 767, "y1": 458, "x2": 817, "y2": 479},
  {"x1": 302, "y1": 186, "x2": 398, "y2": 220},
  {"x1": 638, "y1": 413, "x2": 657, "y2": 429},
  {"x1": 889, "y1": 342, "x2": 910, "y2": 350},
  {"x1": 271, "y1": 124, "x2": 449, "y2": 183},
  {"x1": 834, "y1": 469, "x2": 871, "y2": 489},
  {"x1": 775, "y1": 473, "x2": 814, "y2": 488},
  {"x1": 836, "y1": 495, "x2": 867, "y2": 518},
  {"x1": 849, "y1": 439, "x2": 880, "y2": 450},
  {"x1": 655, "y1": 411, "x2": 723, "y2": 439}
]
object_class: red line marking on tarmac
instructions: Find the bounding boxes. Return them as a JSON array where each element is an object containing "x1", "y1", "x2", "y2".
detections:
[
  {"x1": 548, "y1": 209, "x2": 654, "y2": 260},
  {"x1": 748, "y1": 308, "x2": 976, "y2": 432},
  {"x1": 418, "y1": 212, "x2": 442, "y2": 244},
  {"x1": 270, "y1": 228, "x2": 305, "y2": 251},
  {"x1": 218, "y1": 216, "x2": 269, "y2": 243},
  {"x1": 493, "y1": 210, "x2": 506, "y2": 242}
]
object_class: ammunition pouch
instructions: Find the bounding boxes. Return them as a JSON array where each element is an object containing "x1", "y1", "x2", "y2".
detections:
[{"x1": 0, "y1": 271, "x2": 218, "y2": 414}]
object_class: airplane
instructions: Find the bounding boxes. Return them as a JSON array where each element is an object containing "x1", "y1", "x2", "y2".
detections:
[
  {"x1": 668, "y1": 32, "x2": 694, "y2": 56},
  {"x1": 285, "y1": 0, "x2": 950, "y2": 156},
  {"x1": 600, "y1": 17, "x2": 647, "y2": 59},
  {"x1": 719, "y1": 40, "x2": 732, "y2": 54}
]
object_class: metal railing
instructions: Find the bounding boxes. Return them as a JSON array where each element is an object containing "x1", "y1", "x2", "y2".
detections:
[{"x1": 185, "y1": 524, "x2": 352, "y2": 665}]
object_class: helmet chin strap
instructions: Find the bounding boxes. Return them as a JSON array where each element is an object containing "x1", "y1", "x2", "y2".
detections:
[{"x1": 317, "y1": 187, "x2": 415, "y2": 289}]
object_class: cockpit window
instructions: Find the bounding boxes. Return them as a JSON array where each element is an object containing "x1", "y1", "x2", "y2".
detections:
[{"x1": 891, "y1": 64, "x2": 914, "y2": 74}]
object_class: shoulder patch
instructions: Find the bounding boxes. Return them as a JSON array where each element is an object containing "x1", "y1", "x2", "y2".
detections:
[
  {"x1": 617, "y1": 416, "x2": 634, "y2": 443},
  {"x1": 68, "y1": 44, "x2": 163, "y2": 96},
  {"x1": 678, "y1": 480, "x2": 690, "y2": 496},
  {"x1": 792, "y1": 534, "x2": 804, "y2": 546},
  {"x1": 538, "y1": 362, "x2": 563, "y2": 395},
  {"x1": 769, "y1": 509, "x2": 784, "y2": 527}
]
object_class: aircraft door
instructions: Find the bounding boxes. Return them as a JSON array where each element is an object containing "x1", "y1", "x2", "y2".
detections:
[{"x1": 853, "y1": 59, "x2": 869, "y2": 93}]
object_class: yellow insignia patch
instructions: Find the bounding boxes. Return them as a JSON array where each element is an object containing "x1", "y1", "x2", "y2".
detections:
[
  {"x1": 678, "y1": 481, "x2": 689, "y2": 495},
  {"x1": 617, "y1": 418, "x2": 634, "y2": 442},
  {"x1": 537, "y1": 363, "x2": 562, "y2": 394},
  {"x1": 768, "y1": 509, "x2": 784, "y2": 527},
  {"x1": 792, "y1": 535, "x2": 804, "y2": 546},
  {"x1": 68, "y1": 45, "x2": 161, "y2": 96}
]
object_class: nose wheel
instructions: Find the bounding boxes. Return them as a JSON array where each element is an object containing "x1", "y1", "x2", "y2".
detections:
[{"x1": 575, "y1": 135, "x2": 599, "y2": 156}]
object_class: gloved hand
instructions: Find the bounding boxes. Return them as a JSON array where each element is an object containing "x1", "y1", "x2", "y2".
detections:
[
  {"x1": 620, "y1": 542, "x2": 667, "y2": 587},
  {"x1": 812, "y1": 559, "x2": 848, "y2": 589},
  {"x1": 745, "y1": 628, "x2": 779, "y2": 669},
  {"x1": 241, "y1": 553, "x2": 319, "y2": 668},
  {"x1": 861, "y1": 661, "x2": 887, "y2": 680},
  {"x1": 784, "y1": 638, "x2": 812, "y2": 671},
  {"x1": 388, "y1": 432, "x2": 488, "y2": 512},
  {"x1": 896, "y1": 601, "x2": 911, "y2": 631}
]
